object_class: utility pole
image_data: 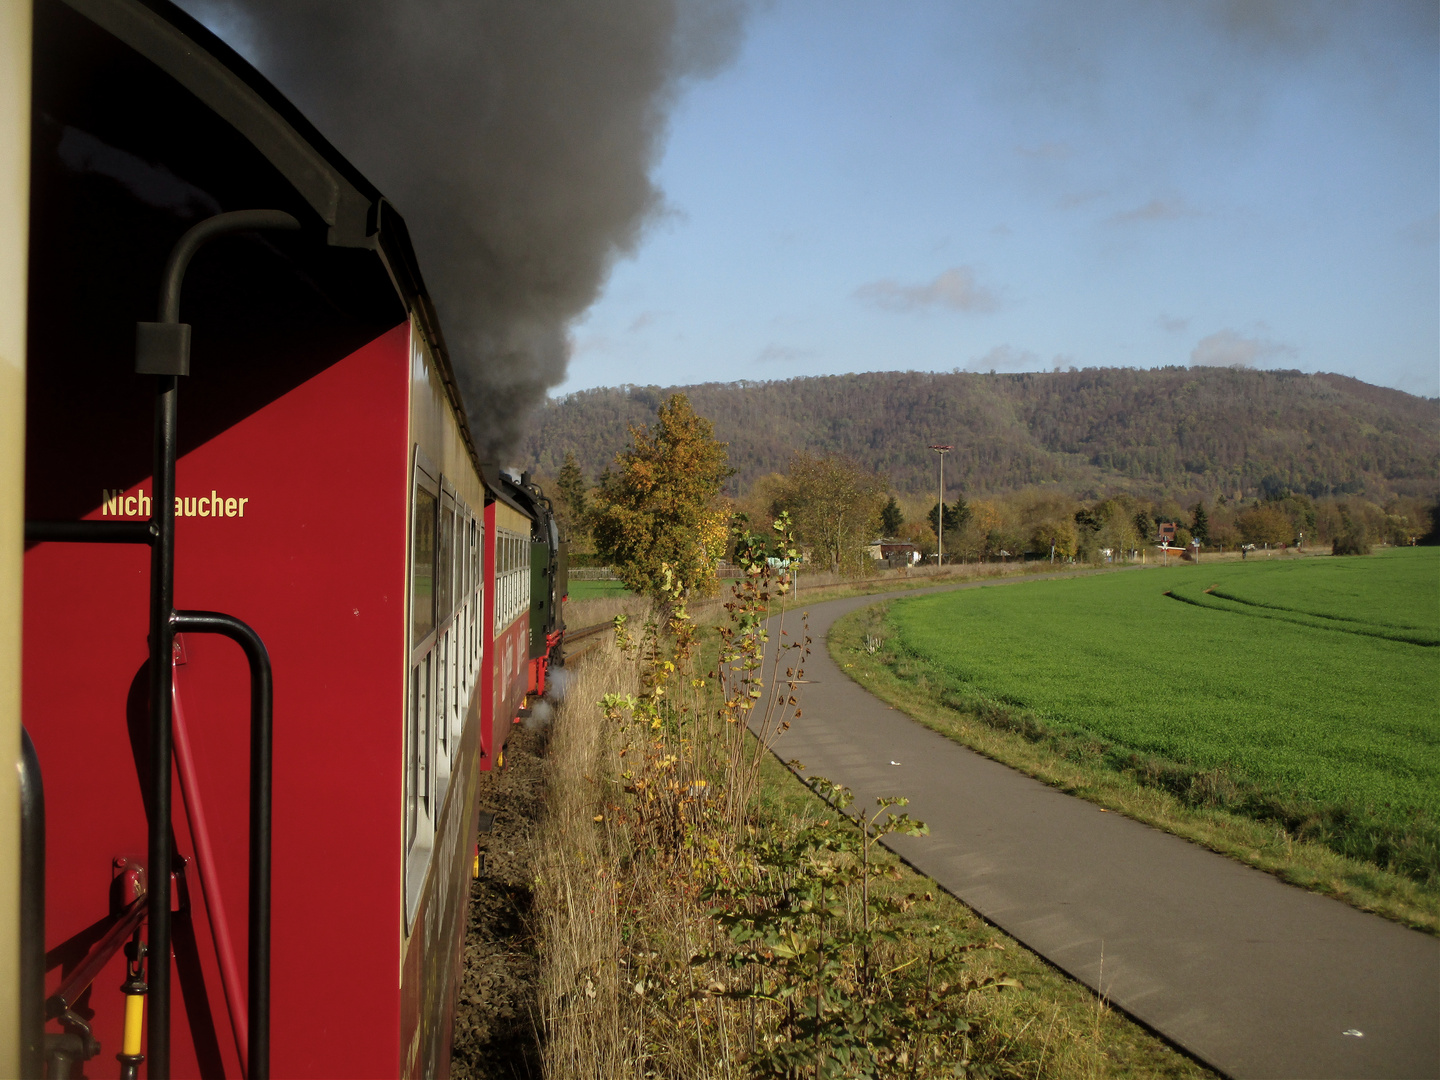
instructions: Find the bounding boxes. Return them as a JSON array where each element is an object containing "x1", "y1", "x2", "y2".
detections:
[{"x1": 928, "y1": 444, "x2": 952, "y2": 567}]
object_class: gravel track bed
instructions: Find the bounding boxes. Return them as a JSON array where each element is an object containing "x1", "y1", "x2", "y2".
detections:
[{"x1": 451, "y1": 724, "x2": 547, "y2": 1079}]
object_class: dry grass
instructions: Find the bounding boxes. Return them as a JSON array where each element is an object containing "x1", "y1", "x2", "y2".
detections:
[
  {"x1": 563, "y1": 593, "x2": 651, "y2": 631},
  {"x1": 535, "y1": 638, "x2": 643, "y2": 1077}
]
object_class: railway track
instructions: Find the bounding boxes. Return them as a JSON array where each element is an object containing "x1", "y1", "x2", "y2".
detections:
[{"x1": 560, "y1": 620, "x2": 612, "y2": 663}]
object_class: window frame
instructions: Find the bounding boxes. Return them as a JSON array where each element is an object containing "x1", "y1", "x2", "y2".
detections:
[{"x1": 405, "y1": 448, "x2": 443, "y2": 927}]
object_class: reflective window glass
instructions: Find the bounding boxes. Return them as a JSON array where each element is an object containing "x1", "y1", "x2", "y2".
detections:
[
  {"x1": 406, "y1": 665, "x2": 419, "y2": 852},
  {"x1": 411, "y1": 485, "x2": 436, "y2": 646},
  {"x1": 439, "y1": 499, "x2": 455, "y2": 622},
  {"x1": 417, "y1": 653, "x2": 431, "y2": 817}
]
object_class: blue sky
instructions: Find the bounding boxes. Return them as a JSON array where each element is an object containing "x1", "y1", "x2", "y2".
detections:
[{"x1": 560, "y1": 1, "x2": 1439, "y2": 398}]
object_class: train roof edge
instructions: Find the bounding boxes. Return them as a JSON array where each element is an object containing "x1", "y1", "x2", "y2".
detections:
[{"x1": 57, "y1": 0, "x2": 485, "y2": 477}]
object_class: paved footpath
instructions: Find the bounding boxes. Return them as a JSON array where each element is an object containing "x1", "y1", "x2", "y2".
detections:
[{"x1": 756, "y1": 580, "x2": 1439, "y2": 1080}]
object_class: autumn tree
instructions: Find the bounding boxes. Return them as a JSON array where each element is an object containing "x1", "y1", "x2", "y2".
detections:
[
  {"x1": 1096, "y1": 511, "x2": 1140, "y2": 560},
  {"x1": 782, "y1": 453, "x2": 888, "y2": 574},
  {"x1": 953, "y1": 499, "x2": 1001, "y2": 562},
  {"x1": 1236, "y1": 504, "x2": 1294, "y2": 547},
  {"x1": 555, "y1": 450, "x2": 590, "y2": 544},
  {"x1": 1030, "y1": 517, "x2": 1078, "y2": 559},
  {"x1": 590, "y1": 394, "x2": 734, "y2": 601}
]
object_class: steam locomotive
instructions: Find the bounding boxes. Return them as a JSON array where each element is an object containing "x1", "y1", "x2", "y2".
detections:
[{"x1": 12, "y1": 0, "x2": 567, "y2": 1076}]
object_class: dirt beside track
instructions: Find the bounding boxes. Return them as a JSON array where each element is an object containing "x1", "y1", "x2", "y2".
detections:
[{"x1": 450, "y1": 724, "x2": 547, "y2": 1079}]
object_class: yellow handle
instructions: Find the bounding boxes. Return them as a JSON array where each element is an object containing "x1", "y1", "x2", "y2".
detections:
[
  {"x1": 122, "y1": 991, "x2": 145, "y2": 1056},
  {"x1": 472, "y1": 852, "x2": 480, "y2": 879}
]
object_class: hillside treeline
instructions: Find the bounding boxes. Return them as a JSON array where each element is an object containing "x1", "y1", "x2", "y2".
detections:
[{"x1": 522, "y1": 367, "x2": 1438, "y2": 503}]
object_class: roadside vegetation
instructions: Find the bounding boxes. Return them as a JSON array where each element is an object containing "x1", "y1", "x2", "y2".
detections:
[
  {"x1": 831, "y1": 548, "x2": 1440, "y2": 932},
  {"x1": 537, "y1": 546, "x2": 1213, "y2": 1077}
]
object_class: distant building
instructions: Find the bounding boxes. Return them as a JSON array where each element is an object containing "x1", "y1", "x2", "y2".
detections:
[
  {"x1": 1157, "y1": 522, "x2": 1178, "y2": 544},
  {"x1": 868, "y1": 541, "x2": 921, "y2": 567}
]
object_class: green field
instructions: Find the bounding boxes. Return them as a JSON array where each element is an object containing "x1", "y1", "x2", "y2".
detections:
[
  {"x1": 566, "y1": 577, "x2": 632, "y2": 600},
  {"x1": 881, "y1": 549, "x2": 1440, "y2": 884}
]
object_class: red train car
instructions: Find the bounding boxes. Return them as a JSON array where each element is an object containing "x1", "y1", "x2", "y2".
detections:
[{"x1": 18, "y1": 1, "x2": 559, "y2": 1076}]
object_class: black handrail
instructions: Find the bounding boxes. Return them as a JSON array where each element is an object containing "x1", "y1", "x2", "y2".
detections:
[
  {"x1": 172, "y1": 610, "x2": 273, "y2": 1079},
  {"x1": 24, "y1": 521, "x2": 155, "y2": 545},
  {"x1": 142, "y1": 210, "x2": 295, "y2": 1080},
  {"x1": 20, "y1": 728, "x2": 45, "y2": 1080}
]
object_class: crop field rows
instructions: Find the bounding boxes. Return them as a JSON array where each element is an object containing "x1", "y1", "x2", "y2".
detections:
[{"x1": 858, "y1": 549, "x2": 1439, "y2": 905}]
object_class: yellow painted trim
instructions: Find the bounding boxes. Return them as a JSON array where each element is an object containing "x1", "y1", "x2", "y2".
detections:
[{"x1": 0, "y1": 5, "x2": 30, "y2": 1077}]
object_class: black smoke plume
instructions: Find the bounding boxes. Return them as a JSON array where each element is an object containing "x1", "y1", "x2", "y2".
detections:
[{"x1": 180, "y1": 0, "x2": 750, "y2": 460}]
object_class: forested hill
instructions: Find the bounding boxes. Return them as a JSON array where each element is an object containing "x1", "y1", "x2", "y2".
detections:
[{"x1": 521, "y1": 367, "x2": 1438, "y2": 500}]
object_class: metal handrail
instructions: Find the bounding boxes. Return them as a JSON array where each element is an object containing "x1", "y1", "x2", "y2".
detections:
[
  {"x1": 24, "y1": 521, "x2": 155, "y2": 545},
  {"x1": 139, "y1": 211, "x2": 293, "y2": 1080},
  {"x1": 172, "y1": 611, "x2": 273, "y2": 1078},
  {"x1": 20, "y1": 729, "x2": 45, "y2": 1080}
]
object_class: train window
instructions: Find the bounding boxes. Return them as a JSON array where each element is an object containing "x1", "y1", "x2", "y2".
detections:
[
  {"x1": 418, "y1": 652, "x2": 431, "y2": 818},
  {"x1": 439, "y1": 492, "x2": 455, "y2": 624},
  {"x1": 437, "y1": 633, "x2": 448, "y2": 759},
  {"x1": 459, "y1": 510, "x2": 470, "y2": 602},
  {"x1": 451, "y1": 626, "x2": 462, "y2": 746},
  {"x1": 411, "y1": 480, "x2": 437, "y2": 647},
  {"x1": 454, "y1": 507, "x2": 465, "y2": 608},
  {"x1": 405, "y1": 651, "x2": 435, "y2": 928},
  {"x1": 405, "y1": 665, "x2": 418, "y2": 855}
]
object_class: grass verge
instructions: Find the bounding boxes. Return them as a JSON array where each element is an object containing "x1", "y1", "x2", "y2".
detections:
[{"x1": 830, "y1": 600, "x2": 1440, "y2": 935}]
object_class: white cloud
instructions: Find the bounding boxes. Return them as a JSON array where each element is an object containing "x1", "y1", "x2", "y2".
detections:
[
  {"x1": 1108, "y1": 197, "x2": 1199, "y2": 225},
  {"x1": 854, "y1": 267, "x2": 1000, "y2": 314},
  {"x1": 1190, "y1": 328, "x2": 1296, "y2": 368}
]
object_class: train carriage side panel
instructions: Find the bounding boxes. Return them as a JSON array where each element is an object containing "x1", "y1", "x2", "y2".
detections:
[
  {"x1": 399, "y1": 320, "x2": 486, "y2": 1080},
  {"x1": 24, "y1": 323, "x2": 413, "y2": 1077},
  {"x1": 487, "y1": 500, "x2": 532, "y2": 766},
  {"x1": 480, "y1": 500, "x2": 498, "y2": 771}
]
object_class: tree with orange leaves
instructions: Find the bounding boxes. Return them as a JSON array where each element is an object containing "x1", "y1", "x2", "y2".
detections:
[{"x1": 590, "y1": 394, "x2": 734, "y2": 601}]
